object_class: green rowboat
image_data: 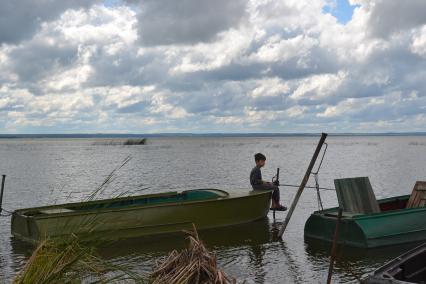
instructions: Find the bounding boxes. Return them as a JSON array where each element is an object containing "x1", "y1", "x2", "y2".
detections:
[
  {"x1": 304, "y1": 194, "x2": 426, "y2": 248},
  {"x1": 12, "y1": 189, "x2": 271, "y2": 243}
]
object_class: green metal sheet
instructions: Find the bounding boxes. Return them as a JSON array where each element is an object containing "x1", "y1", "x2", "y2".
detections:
[
  {"x1": 304, "y1": 195, "x2": 426, "y2": 248},
  {"x1": 11, "y1": 189, "x2": 271, "y2": 243},
  {"x1": 334, "y1": 177, "x2": 380, "y2": 214}
]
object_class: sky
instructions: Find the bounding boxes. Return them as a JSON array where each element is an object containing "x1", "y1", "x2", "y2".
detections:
[{"x1": 0, "y1": 0, "x2": 426, "y2": 134}]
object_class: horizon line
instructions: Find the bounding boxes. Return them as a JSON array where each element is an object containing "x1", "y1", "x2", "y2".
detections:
[{"x1": 0, "y1": 131, "x2": 425, "y2": 138}]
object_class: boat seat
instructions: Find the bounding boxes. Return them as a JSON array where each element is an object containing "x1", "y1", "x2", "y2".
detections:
[
  {"x1": 39, "y1": 208, "x2": 75, "y2": 214},
  {"x1": 324, "y1": 211, "x2": 362, "y2": 218},
  {"x1": 334, "y1": 177, "x2": 381, "y2": 214},
  {"x1": 406, "y1": 181, "x2": 426, "y2": 208}
]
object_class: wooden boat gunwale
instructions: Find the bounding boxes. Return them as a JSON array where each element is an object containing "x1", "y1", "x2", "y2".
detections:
[
  {"x1": 361, "y1": 242, "x2": 426, "y2": 283},
  {"x1": 316, "y1": 194, "x2": 419, "y2": 219},
  {"x1": 13, "y1": 189, "x2": 271, "y2": 220},
  {"x1": 12, "y1": 188, "x2": 273, "y2": 242}
]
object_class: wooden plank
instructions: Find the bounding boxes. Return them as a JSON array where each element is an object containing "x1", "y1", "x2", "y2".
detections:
[
  {"x1": 407, "y1": 181, "x2": 426, "y2": 208},
  {"x1": 334, "y1": 177, "x2": 380, "y2": 214},
  {"x1": 418, "y1": 182, "x2": 426, "y2": 207},
  {"x1": 407, "y1": 190, "x2": 417, "y2": 208}
]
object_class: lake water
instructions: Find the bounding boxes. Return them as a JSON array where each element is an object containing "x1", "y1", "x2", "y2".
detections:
[{"x1": 0, "y1": 135, "x2": 425, "y2": 283}]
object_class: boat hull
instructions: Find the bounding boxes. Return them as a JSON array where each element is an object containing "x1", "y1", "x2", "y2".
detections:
[
  {"x1": 12, "y1": 189, "x2": 271, "y2": 243},
  {"x1": 361, "y1": 243, "x2": 426, "y2": 283},
  {"x1": 304, "y1": 195, "x2": 426, "y2": 248}
]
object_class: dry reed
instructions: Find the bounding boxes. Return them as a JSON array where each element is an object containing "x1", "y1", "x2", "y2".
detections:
[
  {"x1": 150, "y1": 226, "x2": 235, "y2": 284},
  {"x1": 86, "y1": 155, "x2": 132, "y2": 201},
  {"x1": 13, "y1": 235, "x2": 147, "y2": 283},
  {"x1": 14, "y1": 236, "x2": 99, "y2": 284}
]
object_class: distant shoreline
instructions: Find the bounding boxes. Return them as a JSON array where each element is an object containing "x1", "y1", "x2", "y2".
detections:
[{"x1": 0, "y1": 132, "x2": 425, "y2": 139}]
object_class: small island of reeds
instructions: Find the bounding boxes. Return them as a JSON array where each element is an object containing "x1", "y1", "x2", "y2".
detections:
[
  {"x1": 123, "y1": 138, "x2": 147, "y2": 145},
  {"x1": 93, "y1": 138, "x2": 147, "y2": 146}
]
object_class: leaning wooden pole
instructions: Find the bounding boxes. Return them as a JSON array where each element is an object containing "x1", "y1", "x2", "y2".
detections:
[
  {"x1": 0, "y1": 175, "x2": 6, "y2": 214},
  {"x1": 327, "y1": 208, "x2": 343, "y2": 284},
  {"x1": 278, "y1": 133, "x2": 328, "y2": 238}
]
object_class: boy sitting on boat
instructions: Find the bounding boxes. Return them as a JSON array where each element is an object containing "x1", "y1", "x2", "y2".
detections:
[{"x1": 250, "y1": 153, "x2": 287, "y2": 211}]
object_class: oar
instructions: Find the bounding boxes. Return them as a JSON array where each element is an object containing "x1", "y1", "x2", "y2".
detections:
[{"x1": 278, "y1": 133, "x2": 328, "y2": 238}]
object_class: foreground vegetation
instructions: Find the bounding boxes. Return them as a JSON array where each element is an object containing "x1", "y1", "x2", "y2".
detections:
[
  {"x1": 13, "y1": 236, "x2": 145, "y2": 284},
  {"x1": 14, "y1": 227, "x2": 235, "y2": 284}
]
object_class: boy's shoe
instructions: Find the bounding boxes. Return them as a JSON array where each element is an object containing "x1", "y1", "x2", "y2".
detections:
[{"x1": 270, "y1": 205, "x2": 287, "y2": 211}]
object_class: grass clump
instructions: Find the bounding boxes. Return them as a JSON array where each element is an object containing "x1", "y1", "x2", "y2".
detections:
[
  {"x1": 13, "y1": 237, "x2": 85, "y2": 284},
  {"x1": 150, "y1": 226, "x2": 235, "y2": 284},
  {"x1": 13, "y1": 235, "x2": 146, "y2": 284}
]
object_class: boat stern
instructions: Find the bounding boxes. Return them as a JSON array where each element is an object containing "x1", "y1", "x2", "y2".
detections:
[
  {"x1": 11, "y1": 211, "x2": 39, "y2": 242},
  {"x1": 304, "y1": 210, "x2": 368, "y2": 248}
]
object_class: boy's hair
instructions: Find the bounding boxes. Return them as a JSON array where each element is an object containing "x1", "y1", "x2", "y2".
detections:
[{"x1": 254, "y1": 153, "x2": 266, "y2": 162}]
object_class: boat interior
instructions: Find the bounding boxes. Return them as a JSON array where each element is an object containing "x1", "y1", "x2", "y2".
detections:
[
  {"x1": 378, "y1": 197, "x2": 407, "y2": 211},
  {"x1": 21, "y1": 189, "x2": 229, "y2": 216},
  {"x1": 324, "y1": 196, "x2": 410, "y2": 218},
  {"x1": 325, "y1": 178, "x2": 426, "y2": 216},
  {"x1": 371, "y1": 243, "x2": 426, "y2": 283}
]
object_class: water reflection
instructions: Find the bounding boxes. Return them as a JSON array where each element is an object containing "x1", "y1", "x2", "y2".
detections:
[
  {"x1": 95, "y1": 217, "x2": 272, "y2": 257},
  {"x1": 10, "y1": 217, "x2": 274, "y2": 280}
]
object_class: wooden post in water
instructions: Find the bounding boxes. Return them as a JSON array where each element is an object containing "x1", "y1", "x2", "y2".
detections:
[
  {"x1": 327, "y1": 208, "x2": 343, "y2": 284},
  {"x1": 278, "y1": 133, "x2": 328, "y2": 238},
  {"x1": 0, "y1": 175, "x2": 6, "y2": 214}
]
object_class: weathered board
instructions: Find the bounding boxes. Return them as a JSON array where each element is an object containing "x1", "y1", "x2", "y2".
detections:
[
  {"x1": 334, "y1": 177, "x2": 380, "y2": 214},
  {"x1": 407, "y1": 181, "x2": 426, "y2": 208}
]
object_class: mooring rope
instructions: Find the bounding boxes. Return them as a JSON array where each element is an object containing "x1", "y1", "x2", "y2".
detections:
[
  {"x1": 0, "y1": 207, "x2": 13, "y2": 217},
  {"x1": 312, "y1": 142, "x2": 328, "y2": 211},
  {"x1": 279, "y1": 183, "x2": 334, "y2": 191},
  {"x1": 277, "y1": 142, "x2": 332, "y2": 212}
]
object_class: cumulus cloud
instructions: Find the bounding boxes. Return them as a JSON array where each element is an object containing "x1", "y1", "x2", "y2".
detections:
[
  {"x1": 0, "y1": 0, "x2": 425, "y2": 133},
  {"x1": 0, "y1": 0, "x2": 99, "y2": 44},
  {"x1": 411, "y1": 26, "x2": 426, "y2": 58},
  {"x1": 129, "y1": 0, "x2": 247, "y2": 46},
  {"x1": 353, "y1": 0, "x2": 426, "y2": 38}
]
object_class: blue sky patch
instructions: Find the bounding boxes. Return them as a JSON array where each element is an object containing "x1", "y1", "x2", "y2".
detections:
[
  {"x1": 323, "y1": 0, "x2": 359, "y2": 24},
  {"x1": 104, "y1": 0, "x2": 122, "y2": 7}
]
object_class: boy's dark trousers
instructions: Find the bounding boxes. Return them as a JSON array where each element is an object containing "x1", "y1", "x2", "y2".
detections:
[{"x1": 252, "y1": 184, "x2": 280, "y2": 203}]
